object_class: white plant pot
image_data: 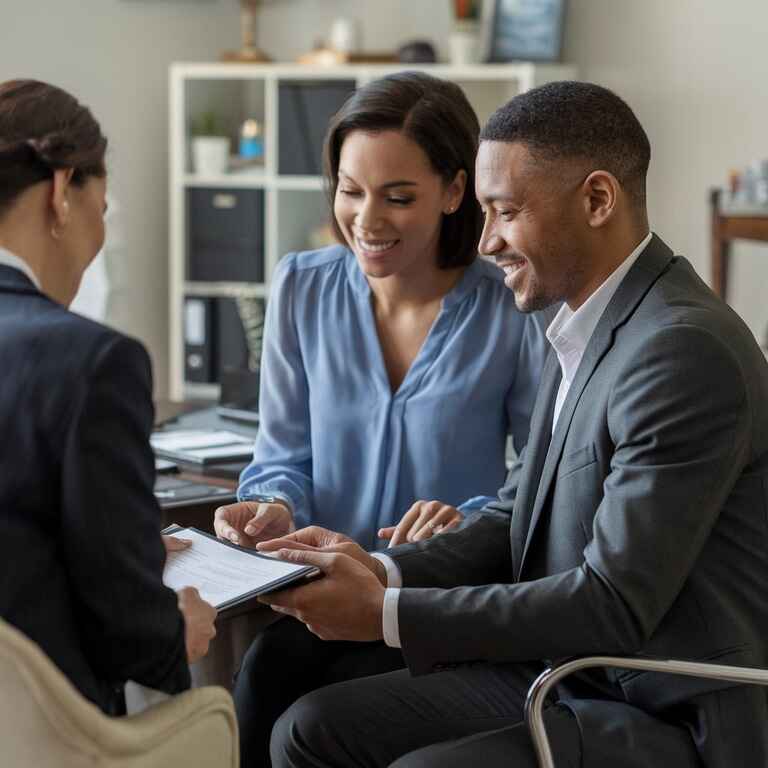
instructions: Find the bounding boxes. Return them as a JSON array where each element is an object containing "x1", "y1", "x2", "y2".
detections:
[
  {"x1": 449, "y1": 21, "x2": 480, "y2": 66},
  {"x1": 192, "y1": 136, "x2": 230, "y2": 176}
]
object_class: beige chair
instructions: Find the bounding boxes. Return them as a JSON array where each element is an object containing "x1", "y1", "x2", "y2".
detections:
[
  {"x1": 525, "y1": 655, "x2": 768, "y2": 767},
  {"x1": 0, "y1": 617, "x2": 239, "y2": 768}
]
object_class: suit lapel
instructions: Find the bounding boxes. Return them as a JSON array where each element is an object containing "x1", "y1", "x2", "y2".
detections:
[
  {"x1": 510, "y1": 350, "x2": 561, "y2": 578},
  {"x1": 517, "y1": 235, "x2": 676, "y2": 575}
]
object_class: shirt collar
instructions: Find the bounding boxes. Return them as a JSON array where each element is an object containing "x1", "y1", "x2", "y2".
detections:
[
  {"x1": 546, "y1": 231, "x2": 652, "y2": 379},
  {"x1": 0, "y1": 246, "x2": 41, "y2": 290}
]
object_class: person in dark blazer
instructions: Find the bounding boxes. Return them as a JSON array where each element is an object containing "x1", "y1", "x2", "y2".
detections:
[
  {"x1": 0, "y1": 79, "x2": 217, "y2": 714},
  {"x1": 253, "y1": 81, "x2": 768, "y2": 768}
]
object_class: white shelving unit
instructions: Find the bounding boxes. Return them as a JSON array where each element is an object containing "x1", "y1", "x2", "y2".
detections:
[{"x1": 168, "y1": 61, "x2": 577, "y2": 401}]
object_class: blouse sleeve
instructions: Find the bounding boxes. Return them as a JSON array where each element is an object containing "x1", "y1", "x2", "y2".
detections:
[{"x1": 237, "y1": 255, "x2": 314, "y2": 527}]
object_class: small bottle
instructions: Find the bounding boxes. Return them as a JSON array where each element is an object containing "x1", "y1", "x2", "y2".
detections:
[{"x1": 239, "y1": 119, "x2": 264, "y2": 161}]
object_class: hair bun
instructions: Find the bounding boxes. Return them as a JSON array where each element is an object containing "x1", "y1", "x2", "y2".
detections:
[{"x1": 25, "y1": 133, "x2": 75, "y2": 168}]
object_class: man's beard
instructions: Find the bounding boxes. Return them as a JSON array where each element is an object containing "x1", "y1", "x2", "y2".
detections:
[{"x1": 513, "y1": 259, "x2": 585, "y2": 314}]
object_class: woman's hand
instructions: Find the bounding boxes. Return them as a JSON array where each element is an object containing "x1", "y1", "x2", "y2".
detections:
[
  {"x1": 177, "y1": 587, "x2": 217, "y2": 663},
  {"x1": 213, "y1": 500, "x2": 295, "y2": 548},
  {"x1": 378, "y1": 500, "x2": 463, "y2": 547}
]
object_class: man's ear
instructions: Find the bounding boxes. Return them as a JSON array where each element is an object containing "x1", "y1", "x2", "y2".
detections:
[
  {"x1": 581, "y1": 170, "x2": 619, "y2": 228},
  {"x1": 49, "y1": 168, "x2": 74, "y2": 237}
]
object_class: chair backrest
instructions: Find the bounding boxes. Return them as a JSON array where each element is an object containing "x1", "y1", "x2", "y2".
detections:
[
  {"x1": 0, "y1": 617, "x2": 106, "y2": 767},
  {"x1": 0, "y1": 617, "x2": 239, "y2": 768}
]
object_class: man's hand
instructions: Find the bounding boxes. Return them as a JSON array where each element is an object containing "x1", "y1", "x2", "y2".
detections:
[
  {"x1": 379, "y1": 500, "x2": 462, "y2": 547},
  {"x1": 258, "y1": 550, "x2": 385, "y2": 641},
  {"x1": 213, "y1": 500, "x2": 294, "y2": 548},
  {"x1": 257, "y1": 526, "x2": 387, "y2": 586},
  {"x1": 177, "y1": 587, "x2": 217, "y2": 663},
  {"x1": 163, "y1": 534, "x2": 192, "y2": 553}
]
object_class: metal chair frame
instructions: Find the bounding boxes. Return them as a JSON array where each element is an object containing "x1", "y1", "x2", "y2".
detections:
[{"x1": 524, "y1": 655, "x2": 768, "y2": 768}]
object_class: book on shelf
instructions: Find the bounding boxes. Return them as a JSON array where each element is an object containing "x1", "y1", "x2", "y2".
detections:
[{"x1": 150, "y1": 429, "x2": 254, "y2": 465}]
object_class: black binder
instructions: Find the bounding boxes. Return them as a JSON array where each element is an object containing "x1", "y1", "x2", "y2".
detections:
[{"x1": 184, "y1": 297, "x2": 215, "y2": 383}]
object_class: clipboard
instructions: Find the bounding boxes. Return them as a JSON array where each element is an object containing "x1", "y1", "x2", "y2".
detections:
[{"x1": 162, "y1": 525, "x2": 322, "y2": 611}]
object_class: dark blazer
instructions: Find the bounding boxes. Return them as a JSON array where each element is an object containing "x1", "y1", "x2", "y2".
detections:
[
  {"x1": 0, "y1": 265, "x2": 189, "y2": 712},
  {"x1": 389, "y1": 236, "x2": 768, "y2": 767}
]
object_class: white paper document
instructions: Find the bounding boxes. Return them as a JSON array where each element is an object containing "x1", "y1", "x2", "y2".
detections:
[
  {"x1": 163, "y1": 528, "x2": 318, "y2": 609},
  {"x1": 151, "y1": 430, "x2": 251, "y2": 452}
]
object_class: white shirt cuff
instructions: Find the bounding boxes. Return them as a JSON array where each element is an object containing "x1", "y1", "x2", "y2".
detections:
[
  {"x1": 371, "y1": 552, "x2": 402, "y2": 587},
  {"x1": 371, "y1": 553, "x2": 402, "y2": 648},
  {"x1": 382, "y1": 588, "x2": 402, "y2": 648}
]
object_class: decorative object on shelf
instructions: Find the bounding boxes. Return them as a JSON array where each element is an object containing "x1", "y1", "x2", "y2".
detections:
[
  {"x1": 297, "y1": 17, "x2": 396, "y2": 66},
  {"x1": 234, "y1": 294, "x2": 266, "y2": 372},
  {"x1": 723, "y1": 159, "x2": 768, "y2": 212},
  {"x1": 328, "y1": 17, "x2": 360, "y2": 55},
  {"x1": 398, "y1": 40, "x2": 437, "y2": 64},
  {"x1": 221, "y1": 0, "x2": 274, "y2": 63},
  {"x1": 480, "y1": 0, "x2": 566, "y2": 62},
  {"x1": 190, "y1": 112, "x2": 230, "y2": 176},
  {"x1": 238, "y1": 118, "x2": 264, "y2": 161},
  {"x1": 449, "y1": 0, "x2": 482, "y2": 65}
]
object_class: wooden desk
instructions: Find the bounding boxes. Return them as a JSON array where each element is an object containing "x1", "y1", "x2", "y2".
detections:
[{"x1": 710, "y1": 188, "x2": 768, "y2": 300}]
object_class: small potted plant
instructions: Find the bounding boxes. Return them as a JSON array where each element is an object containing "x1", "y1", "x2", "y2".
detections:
[
  {"x1": 190, "y1": 111, "x2": 230, "y2": 176},
  {"x1": 450, "y1": 0, "x2": 481, "y2": 65}
]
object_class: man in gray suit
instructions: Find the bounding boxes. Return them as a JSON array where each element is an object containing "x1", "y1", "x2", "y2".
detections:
[{"x1": 257, "y1": 81, "x2": 768, "y2": 767}]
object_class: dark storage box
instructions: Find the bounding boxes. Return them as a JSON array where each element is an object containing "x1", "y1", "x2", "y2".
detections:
[
  {"x1": 187, "y1": 187, "x2": 265, "y2": 282},
  {"x1": 278, "y1": 80, "x2": 356, "y2": 175}
]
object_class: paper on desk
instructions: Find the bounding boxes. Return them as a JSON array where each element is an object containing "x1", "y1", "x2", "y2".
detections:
[
  {"x1": 163, "y1": 528, "x2": 310, "y2": 608},
  {"x1": 151, "y1": 430, "x2": 251, "y2": 452}
]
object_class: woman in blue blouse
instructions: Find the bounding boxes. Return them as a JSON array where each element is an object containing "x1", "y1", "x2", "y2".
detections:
[
  {"x1": 218, "y1": 71, "x2": 547, "y2": 768},
  {"x1": 214, "y1": 73, "x2": 546, "y2": 553}
]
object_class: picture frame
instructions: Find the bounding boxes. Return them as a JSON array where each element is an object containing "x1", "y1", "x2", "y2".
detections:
[{"x1": 480, "y1": 0, "x2": 567, "y2": 63}]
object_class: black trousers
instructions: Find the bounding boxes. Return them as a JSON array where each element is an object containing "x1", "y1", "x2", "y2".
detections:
[
  {"x1": 233, "y1": 616, "x2": 405, "y2": 768},
  {"x1": 270, "y1": 658, "x2": 582, "y2": 768}
]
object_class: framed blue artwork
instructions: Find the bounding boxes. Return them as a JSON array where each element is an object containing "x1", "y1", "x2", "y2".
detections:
[{"x1": 480, "y1": 0, "x2": 567, "y2": 62}]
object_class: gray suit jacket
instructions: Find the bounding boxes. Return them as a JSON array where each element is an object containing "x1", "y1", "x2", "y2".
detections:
[{"x1": 389, "y1": 236, "x2": 768, "y2": 766}]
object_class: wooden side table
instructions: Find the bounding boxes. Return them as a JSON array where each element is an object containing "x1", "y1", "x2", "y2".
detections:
[{"x1": 710, "y1": 188, "x2": 768, "y2": 301}]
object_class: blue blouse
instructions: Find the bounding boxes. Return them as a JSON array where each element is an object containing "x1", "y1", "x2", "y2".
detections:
[{"x1": 238, "y1": 245, "x2": 547, "y2": 549}]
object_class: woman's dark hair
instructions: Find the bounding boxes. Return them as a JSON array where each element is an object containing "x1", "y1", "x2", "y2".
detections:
[
  {"x1": 323, "y1": 72, "x2": 481, "y2": 269},
  {"x1": 0, "y1": 79, "x2": 107, "y2": 217}
]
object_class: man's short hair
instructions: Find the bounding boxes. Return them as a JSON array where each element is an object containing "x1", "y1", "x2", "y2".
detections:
[{"x1": 480, "y1": 81, "x2": 651, "y2": 208}]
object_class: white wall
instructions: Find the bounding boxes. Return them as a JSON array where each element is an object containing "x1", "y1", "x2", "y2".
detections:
[
  {"x1": 0, "y1": 0, "x2": 240, "y2": 395},
  {"x1": 563, "y1": 0, "x2": 768, "y2": 346}
]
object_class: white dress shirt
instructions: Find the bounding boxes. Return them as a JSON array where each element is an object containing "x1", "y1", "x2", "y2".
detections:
[
  {"x1": 547, "y1": 231, "x2": 651, "y2": 431},
  {"x1": 374, "y1": 231, "x2": 653, "y2": 648},
  {"x1": 0, "y1": 246, "x2": 41, "y2": 290}
]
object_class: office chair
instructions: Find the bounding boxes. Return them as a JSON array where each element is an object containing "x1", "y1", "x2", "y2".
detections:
[
  {"x1": 525, "y1": 655, "x2": 768, "y2": 767},
  {"x1": 0, "y1": 617, "x2": 239, "y2": 768}
]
